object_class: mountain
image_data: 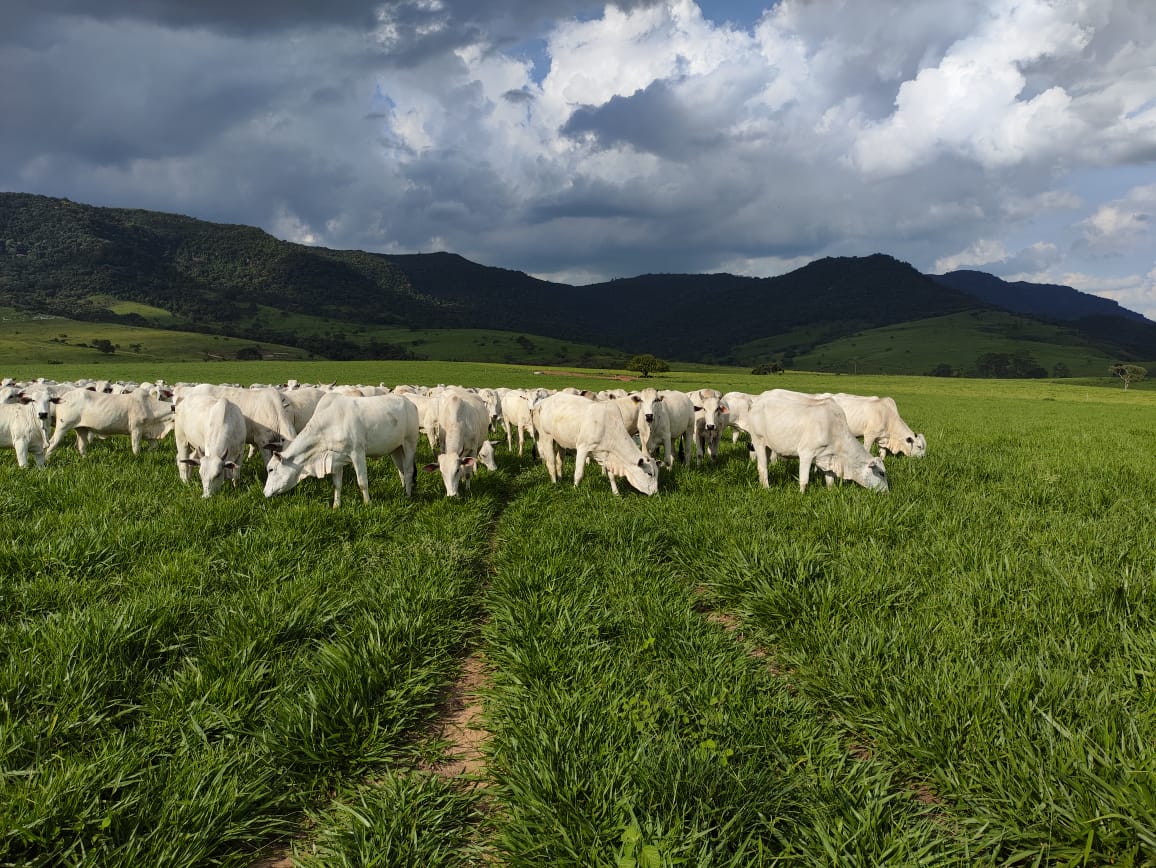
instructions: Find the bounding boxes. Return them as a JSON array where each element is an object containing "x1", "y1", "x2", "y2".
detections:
[
  {"x1": 932, "y1": 269, "x2": 1146, "y2": 323},
  {"x1": 2, "y1": 192, "x2": 1153, "y2": 371}
]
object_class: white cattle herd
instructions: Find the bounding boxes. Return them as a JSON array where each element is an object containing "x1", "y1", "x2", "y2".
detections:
[{"x1": 0, "y1": 376, "x2": 926, "y2": 505}]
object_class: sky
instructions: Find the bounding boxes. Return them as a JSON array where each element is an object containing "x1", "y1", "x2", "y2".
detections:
[{"x1": 3, "y1": 0, "x2": 1156, "y2": 317}]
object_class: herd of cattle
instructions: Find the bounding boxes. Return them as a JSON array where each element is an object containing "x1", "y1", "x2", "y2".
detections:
[{"x1": 0, "y1": 377, "x2": 926, "y2": 505}]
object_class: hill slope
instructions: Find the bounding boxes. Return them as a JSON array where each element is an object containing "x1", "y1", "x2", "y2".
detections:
[{"x1": 3, "y1": 192, "x2": 1154, "y2": 370}]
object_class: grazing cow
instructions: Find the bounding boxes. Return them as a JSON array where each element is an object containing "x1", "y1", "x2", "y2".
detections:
[
  {"x1": 746, "y1": 392, "x2": 888, "y2": 492},
  {"x1": 182, "y1": 384, "x2": 296, "y2": 464},
  {"x1": 0, "y1": 401, "x2": 49, "y2": 468},
  {"x1": 687, "y1": 388, "x2": 729, "y2": 462},
  {"x1": 658, "y1": 390, "x2": 699, "y2": 466},
  {"x1": 635, "y1": 388, "x2": 675, "y2": 467},
  {"x1": 497, "y1": 389, "x2": 537, "y2": 454},
  {"x1": 175, "y1": 395, "x2": 247, "y2": 497},
  {"x1": 532, "y1": 393, "x2": 659, "y2": 495},
  {"x1": 423, "y1": 391, "x2": 497, "y2": 496},
  {"x1": 819, "y1": 393, "x2": 927, "y2": 458},
  {"x1": 46, "y1": 388, "x2": 173, "y2": 457},
  {"x1": 263, "y1": 393, "x2": 418, "y2": 507}
]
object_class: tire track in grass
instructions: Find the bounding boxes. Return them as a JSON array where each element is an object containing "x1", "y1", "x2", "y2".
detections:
[{"x1": 690, "y1": 585, "x2": 957, "y2": 833}]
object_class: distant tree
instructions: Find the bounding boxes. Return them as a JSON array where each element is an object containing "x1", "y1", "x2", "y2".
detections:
[
  {"x1": 627, "y1": 353, "x2": 669, "y2": 377},
  {"x1": 973, "y1": 351, "x2": 1047, "y2": 378},
  {"x1": 1110, "y1": 363, "x2": 1146, "y2": 390},
  {"x1": 751, "y1": 361, "x2": 784, "y2": 375},
  {"x1": 1052, "y1": 361, "x2": 1071, "y2": 378},
  {"x1": 91, "y1": 338, "x2": 115, "y2": 354},
  {"x1": 929, "y1": 362, "x2": 955, "y2": 377},
  {"x1": 235, "y1": 345, "x2": 263, "y2": 360}
]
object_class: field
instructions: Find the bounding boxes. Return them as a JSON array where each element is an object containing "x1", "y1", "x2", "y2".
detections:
[
  {"x1": 0, "y1": 308, "x2": 311, "y2": 365},
  {"x1": 1, "y1": 364, "x2": 1154, "y2": 866},
  {"x1": 740, "y1": 311, "x2": 1128, "y2": 377}
]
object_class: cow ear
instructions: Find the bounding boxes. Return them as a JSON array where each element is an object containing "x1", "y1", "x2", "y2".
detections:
[
  {"x1": 655, "y1": 395, "x2": 663, "y2": 402},
  {"x1": 720, "y1": 404, "x2": 728, "y2": 413},
  {"x1": 693, "y1": 405, "x2": 704, "y2": 412},
  {"x1": 460, "y1": 457, "x2": 477, "y2": 467},
  {"x1": 631, "y1": 395, "x2": 641, "y2": 403},
  {"x1": 18, "y1": 395, "x2": 32, "y2": 404},
  {"x1": 51, "y1": 397, "x2": 61, "y2": 404},
  {"x1": 224, "y1": 462, "x2": 238, "y2": 470},
  {"x1": 180, "y1": 458, "x2": 200, "y2": 466},
  {"x1": 422, "y1": 463, "x2": 439, "y2": 473}
]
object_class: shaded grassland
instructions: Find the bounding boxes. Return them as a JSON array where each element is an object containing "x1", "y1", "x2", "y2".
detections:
[{"x1": 1, "y1": 376, "x2": 1154, "y2": 865}]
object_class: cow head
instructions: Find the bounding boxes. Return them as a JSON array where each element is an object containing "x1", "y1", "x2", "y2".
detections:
[
  {"x1": 424, "y1": 453, "x2": 478, "y2": 496},
  {"x1": 860, "y1": 457, "x2": 889, "y2": 492}
]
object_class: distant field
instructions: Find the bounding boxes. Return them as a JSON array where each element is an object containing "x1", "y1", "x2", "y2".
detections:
[
  {"x1": 1, "y1": 371, "x2": 1153, "y2": 865},
  {"x1": 788, "y1": 310, "x2": 1126, "y2": 376},
  {"x1": 0, "y1": 308, "x2": 310, "y2": 366}
]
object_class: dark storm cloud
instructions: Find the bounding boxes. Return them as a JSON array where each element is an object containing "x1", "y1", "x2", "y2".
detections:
[{"x1": 562, "y1": 80, "x2": 724, "y2": 161}]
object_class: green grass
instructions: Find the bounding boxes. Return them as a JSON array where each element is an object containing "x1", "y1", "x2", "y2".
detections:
[
  {"x1": 0, "y1": 307, "x2": 310, "y2": 365},
  {"x1": 0, "y1": 372, "x2": 1154, "y2": 864},
  {"x1": 786, "y1": 310, "x2": 1127, "y2": 377}
]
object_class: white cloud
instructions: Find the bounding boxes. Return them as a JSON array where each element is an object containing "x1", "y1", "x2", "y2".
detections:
[
  {"x1": 1079, "y1": 184, "x2": 1156, "y2": 252},
  {"x1": 4, "y1": 0, "x2": 1156, "y2": 301},
  {"x1": 934, "y1": 239, "x2": 1010, "y2": 273}
]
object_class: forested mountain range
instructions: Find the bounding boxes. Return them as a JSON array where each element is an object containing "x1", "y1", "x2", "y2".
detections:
[{"x1": 2, "y1": 192, "x2": 1152, "y2": 369}]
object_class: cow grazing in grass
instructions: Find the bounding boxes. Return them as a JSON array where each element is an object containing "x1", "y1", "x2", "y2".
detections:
[
  {"x1": 747, "y1": 391, "x2": 888, "y2": 492},
  {"x1": 264, "y1": 393, "x2": 418, "y2": 507},
  {"x1": 533, "y1": 392, "x2": 659, "y2": 495}
]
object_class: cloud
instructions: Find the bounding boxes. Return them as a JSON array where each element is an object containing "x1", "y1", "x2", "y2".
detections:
[
  {"x1": 2, "y1": 0, "x2": 1156, "y2": 309},
  {"x1": 1078, "y1": 184, "x2": 1156, "y2": 253}
]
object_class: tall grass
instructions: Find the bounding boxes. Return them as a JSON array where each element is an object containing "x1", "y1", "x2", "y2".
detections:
[
  {"x1": 0, "y1": 442, "x2": 493, "y2": 865},
  {"x1": 0, "y1": 377, "x2": 1153, "y2": 864}
]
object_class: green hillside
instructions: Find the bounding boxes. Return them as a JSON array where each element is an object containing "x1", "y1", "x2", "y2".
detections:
[
  {"x1": 4, "y1": 192, "x2": 1155, "y2": 375},
  {"x1": 781, "y1": 310, "x2": 1134, "y2": 377}
]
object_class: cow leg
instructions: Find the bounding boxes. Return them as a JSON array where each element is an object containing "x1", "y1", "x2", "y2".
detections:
[
  {"x1": 538, "y1": 435, "x2": 558, "y2": 482},
  {"x1": 573, "y1": 445, "x2": 590, "y2": 486},
  {"x1": 331, "y1": 463, "x2": 345, "y2": 508},
  {"x1": 45, "y1": 424, "x2": 71, "y2": 459},
  {"x1": 752, "y1": 439, "x2": 770, "y2": 488},
  {"x1": 391, "y1": 443, "x2": 415, "y2": 497},
  {"x1": 14, "y1": 440, "x2": 29, "y2": 469},
  {"x1": 130, "y1": 428, "x2": 143, "y2": 455},
  {"x1": 607, "y1": 471, "x2": 621, "y2": 496},
  {"x1": 74, "y1": 428, "x2": 91, "y2": 456},
  {"x1": 798, "y1": 451, "x2": 815, "y2": 492},
  {"x1": 351, "y1": 454, "x2": 371, "y2": 504},
  {"x1": 176, "y1": 436, "x2": 192, "y2": 482}
]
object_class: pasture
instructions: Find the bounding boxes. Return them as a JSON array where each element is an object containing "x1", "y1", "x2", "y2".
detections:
[{"x1": 1, "y1": 364, "x2": 1154, "y2": 866}]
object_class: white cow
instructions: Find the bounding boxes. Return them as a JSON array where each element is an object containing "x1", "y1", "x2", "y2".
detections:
[
  {"x1": 657, "y1": 390, "x2": 699, "y2": 466},
  {"x1": 819, "y1": 393, "x2": 927, "y2": 458},
  {"x1": 721, "y1": 391, "x2": 756, "y2": 444},
  {"x1": 532, "y1": 393, "x2": 659, "y2": 495},
  {"x1": 497, "y1": 389, "x2": 537, "y2": 455},
  {"x1": 0, "y1": 401, "x2": 49, "y2": 467},
  {"x1": 46, "y1": 388, "x2": 173, "y2": 457},
  {"x1": 635, "y1": 388, "x2": 675, "y2": 467},
  {"x1": 687, "y1": 388, "x2": 729, "y2": 462},
  {"x1": 182, "y1": 384, "x2": 296, "y2": 464},
  {"x1": 175, "y1": 395, "x2": 247, "y2": 497},
  {"x1": 423, "y1": 391, "x2": 497, "y2": 496},
  {"x1": 746, "y1": 392, "x2": 889, "y2": 492},
  {"x1": 400, "y1": 391, "x2": 443, "y2": 452},
  {"x1": 263, "y1": 393, "x2": 418, "y2": 507},
  {"x1": 280, "y1": 386, "x2": 328, "y2": 433}
]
